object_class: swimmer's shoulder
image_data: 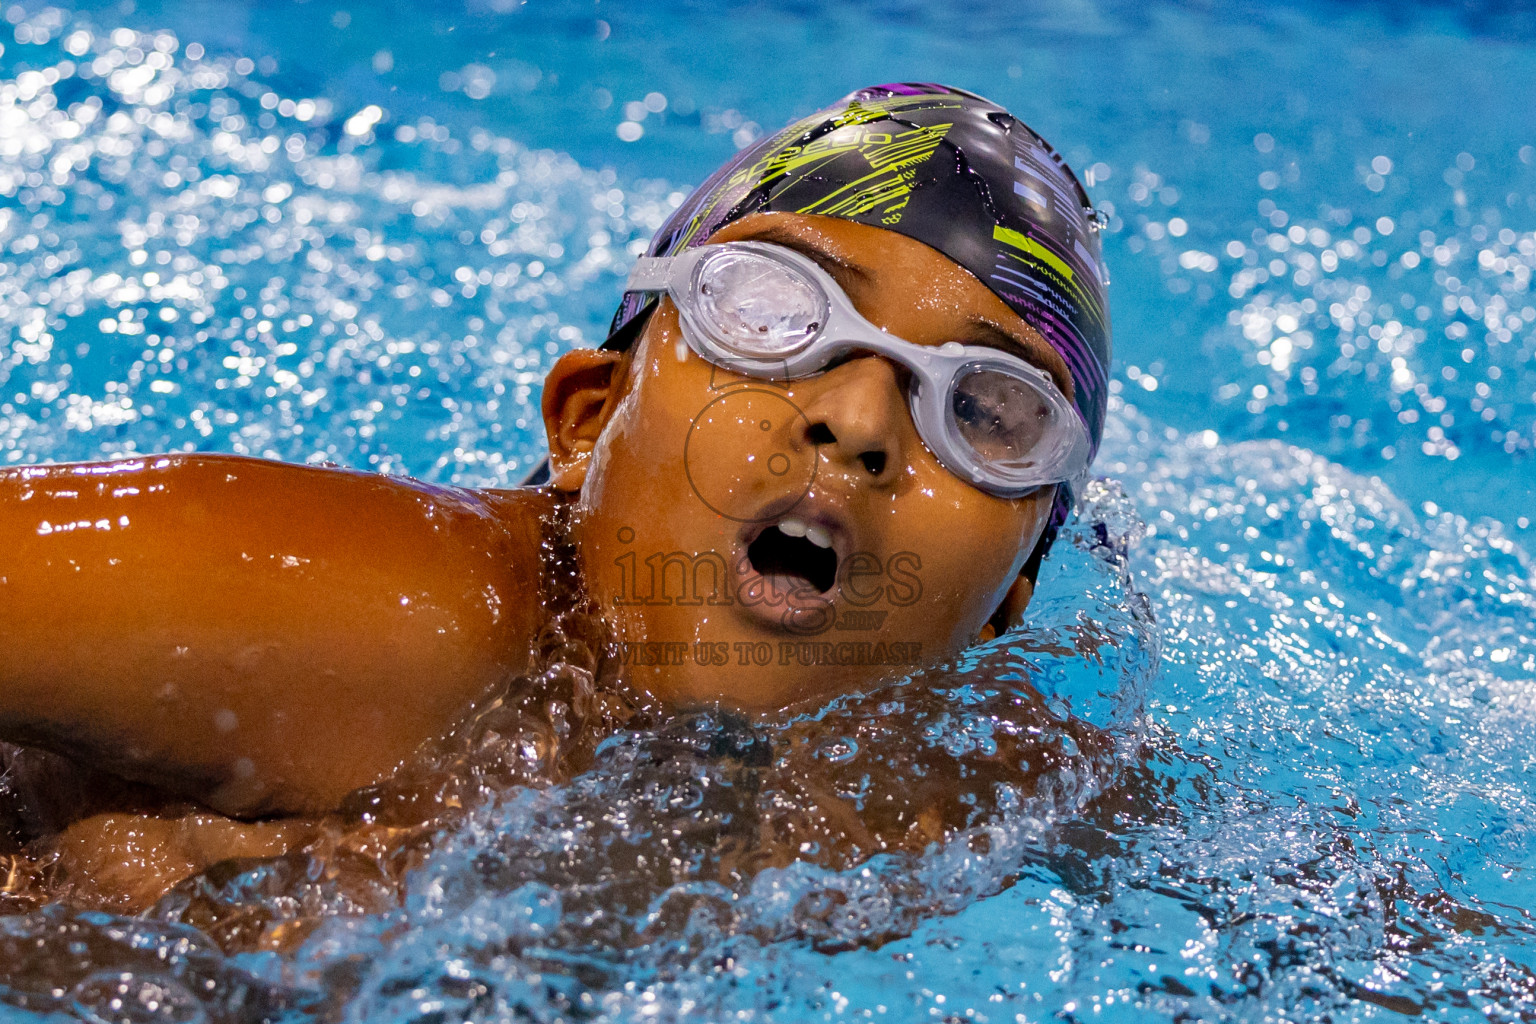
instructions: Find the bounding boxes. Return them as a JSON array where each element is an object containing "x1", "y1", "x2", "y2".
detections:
[
  {"x1": 475, "y1": 483, "x2": 561, "y2": 526},
  {"x1": 471, "y1": 484, "x2": 563, "y2": 568}
]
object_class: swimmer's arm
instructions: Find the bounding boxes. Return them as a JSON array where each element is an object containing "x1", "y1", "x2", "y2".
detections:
[{"x1": 0, "y1": 455, "x2": 550, "y2": 818}]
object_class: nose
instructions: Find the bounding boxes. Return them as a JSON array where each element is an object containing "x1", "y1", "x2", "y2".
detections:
[{"x1": 793, "y1": 356, "x2": 907, "y2": 486}]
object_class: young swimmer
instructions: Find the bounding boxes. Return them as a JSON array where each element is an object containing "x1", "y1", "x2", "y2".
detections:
[{"x1": 0, "y1": 84, "x2": 1111, "y2": 913}]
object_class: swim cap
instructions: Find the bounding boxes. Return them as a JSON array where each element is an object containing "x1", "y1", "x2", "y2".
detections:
[
  {"x1": 606, "y1": 83, "x2": 1111, "y2": 472},
  {"x1": 542, "y1": 82, "x2": 1110, "y2": 576}
]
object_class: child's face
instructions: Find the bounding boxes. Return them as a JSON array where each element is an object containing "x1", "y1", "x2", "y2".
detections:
[{"x1": 546, "y1": 213, "x2": 1071, "y2": 711}]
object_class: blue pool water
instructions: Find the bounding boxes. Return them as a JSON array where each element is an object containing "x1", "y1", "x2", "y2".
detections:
[{"x1": 1, "y1": 1, "x2": 1534, "y2": 1021}]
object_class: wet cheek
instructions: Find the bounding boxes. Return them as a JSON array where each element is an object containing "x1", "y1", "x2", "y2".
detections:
[
  {"x1": 586, "y1": 370, "x2": 694, "y2": 497},
  {"x1": 878, "y1": 514, "x2": 1012, "y2": 630},
  {"x1": 935, "y1": 502, "x2": 1035, "y2": 593},
  {"x1": 582, "y1": 366, "x2": 742, "y2": 554},
  {"x1": 934, "y1": 535, "x2": 1013, "y2": 602}
]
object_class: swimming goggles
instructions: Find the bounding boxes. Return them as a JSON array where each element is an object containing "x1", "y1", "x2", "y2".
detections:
[{"x1": 625, "y1": 241, "x2": 1091, "y2": 498}]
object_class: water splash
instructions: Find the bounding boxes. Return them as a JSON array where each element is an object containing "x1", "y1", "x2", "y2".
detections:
[
  {"x1": 1, "y1": 4, "x2": 1534, "y2": 1022},
  {"x1": 0, "y1": 10, "x2": 679, "y2": 484}
]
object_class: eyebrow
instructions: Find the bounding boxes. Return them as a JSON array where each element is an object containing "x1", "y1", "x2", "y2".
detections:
[
  {"x1": 741, "y1": 225, "x2": 875, "y2": 290},
  {"x1": 962, "y1": 318, "x2": 1074, "y2": 399}
]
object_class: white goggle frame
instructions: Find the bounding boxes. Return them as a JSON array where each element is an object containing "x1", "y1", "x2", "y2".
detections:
[{"x1": 626, "y1": 241, "x2": 1091, "y2": 497}]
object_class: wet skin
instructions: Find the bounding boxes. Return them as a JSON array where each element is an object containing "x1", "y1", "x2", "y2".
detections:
[{"x1": 0, "y1": 212, "x2": 1069, "y2": 909}]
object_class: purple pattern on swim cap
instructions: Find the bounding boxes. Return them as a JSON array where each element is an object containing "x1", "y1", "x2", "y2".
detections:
[{"x1": 607, "y1": 82, "x2": 1112, "y2": 468}]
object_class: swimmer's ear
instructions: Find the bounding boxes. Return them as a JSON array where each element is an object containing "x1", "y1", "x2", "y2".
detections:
[
  {"x1": 541, "y1": 348, "x2": 628, "y2": 492},
  {"x1": 978, "y1": 574, "x2": 1035, "y2": 643}
]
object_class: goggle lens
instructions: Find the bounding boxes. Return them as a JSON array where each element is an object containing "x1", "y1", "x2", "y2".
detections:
[
  {"x1": 695, "y1": 250, "x2": 826, "y2": 356},
  {"x1": 950, "y1": 368, "x2": 1054, "y2": 468}
]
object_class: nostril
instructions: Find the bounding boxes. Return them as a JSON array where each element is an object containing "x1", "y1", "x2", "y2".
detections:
[
  {"x1": 858, "y1": 450, "x2": 886, "y2": 476},
  {"x1": 806, "y1": 423, "x2": 837, "y2": 446}
]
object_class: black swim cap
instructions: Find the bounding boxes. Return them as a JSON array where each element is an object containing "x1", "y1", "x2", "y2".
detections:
[{"x1": 606, "y1": 82, "x2": 1112, "y2": 470}]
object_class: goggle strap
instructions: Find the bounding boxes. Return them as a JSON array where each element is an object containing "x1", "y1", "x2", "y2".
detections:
[{"x1": 626, "y1": 256, "x2": 674, "y2": 293}]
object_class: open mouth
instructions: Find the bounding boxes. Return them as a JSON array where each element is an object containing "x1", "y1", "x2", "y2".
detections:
[{"x1": 746, "y1": 516, "x2": 838, "y2": 593}]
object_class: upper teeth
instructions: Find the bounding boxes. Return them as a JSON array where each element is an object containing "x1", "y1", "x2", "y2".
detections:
[{"x1": 779, "y1": 517, "x2": 832, "y2": 549}]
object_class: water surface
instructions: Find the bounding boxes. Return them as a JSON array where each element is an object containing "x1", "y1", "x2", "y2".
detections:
[{"x1": 0, "y1": 1, "x2": 1533, "y2": 1020}]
